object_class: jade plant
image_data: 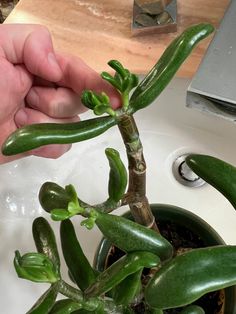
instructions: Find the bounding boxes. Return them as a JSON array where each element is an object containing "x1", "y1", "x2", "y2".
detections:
[{"x1": 2, "y1": 23, "x2": 236, "y2": 313}]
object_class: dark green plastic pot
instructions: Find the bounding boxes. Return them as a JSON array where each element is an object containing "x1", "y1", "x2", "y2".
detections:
[{"x1": 94, "y1": 204, "x2": 236, "y2": 313}]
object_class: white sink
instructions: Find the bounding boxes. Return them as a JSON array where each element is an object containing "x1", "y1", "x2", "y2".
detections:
[{"x1": 1, "y1": 78, "x2": 236, "y2": 313}]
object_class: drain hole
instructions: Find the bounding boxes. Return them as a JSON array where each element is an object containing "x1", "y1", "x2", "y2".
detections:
[{"x1": 172, "y1": 154, "x2": 206, "y2": 188}]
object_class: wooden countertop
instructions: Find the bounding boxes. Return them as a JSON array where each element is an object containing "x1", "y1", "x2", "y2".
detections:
[{"x1": 5, "y1": 0, "x2": 230, "y2": 77}]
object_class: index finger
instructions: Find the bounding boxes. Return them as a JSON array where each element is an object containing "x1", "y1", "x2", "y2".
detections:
[
  {"x1": 0, "y1": 24, "x2": 62, "y2": 81},
  {"x1": 55, "y1": 53, "x2": 121, "y2": 109}
]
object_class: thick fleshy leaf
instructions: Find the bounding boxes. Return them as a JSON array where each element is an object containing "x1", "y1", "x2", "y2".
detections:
[
  {"x1": 39, "y1": 183, "x2": 84, "y2": 221},
  {"x1": 81, "y1": 91, "x2": 114, "y2": 117},
  {"x1": 32, "y1": 217, "x2": 61, "y2": 276},
  {"x1": 148, "y1": 310, "x2": 163, "y2": 314},
  {"x1": 14, "y1": 251, "x2": 60, "y2": 283},
  {"x1": 60, "y1": 220, "x2": 97, "y2": 291},
  {"x1": 129, "y1": 23, "x2": 214, "y2": 113},
  {"x1": 180, "y1": 305, "x2": 205, "y2": 314},
  {"x1": 102, "y1": 60, "x2": 139, "y2": 96},
  {"x1": 186, "y1": 154, "x2": 236, "y2": 209},
  {"x1": 145, "y1": 245, "x2": 236, "y2": 309},
  {"x1": 27, "y1": 284, "x2": 58, "y2": 314},
  {"x1": 112, "y1": 269, "x2": 142, "y2": 305},
  {"x1": 105, "y1": 148, "x2": 127, "y2": 203},
  {"x1": 108, "y1": 60, "x2": 127, "y2": 79},
  {"x1": 81, "y1": 90, "x2": 95, "y2": 110},
  {"x1": 39, "y1": 182, "x2": 71, "y2": 213},
  {"x1": 122, "y1": 308, "x2": 136, "y2": 314},
  {"x1": 101, "y1": 72, "x2": 122, "y2": 91},
  {"x1": 71, "y1": 309, "x2": 103, "y2": 314},
  {"x1": 49, "y1": 299, "x2": 82, "y2": 314},
  {"x1": 51, "y1": 209, "x2": 71, "y2": 221},
  {"x1": 85, "y1": 251, "x2": 160, "y2": 297},
  {"x1": 2, "y1": 116, "x2": 116, "y2": 156},
  {"x1": 95, "y1": 211, "x2": 173, "y2": 261}
]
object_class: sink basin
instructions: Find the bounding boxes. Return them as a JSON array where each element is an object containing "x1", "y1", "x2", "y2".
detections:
[{"x1": 1, "y1": 77, "x2": 236, "y2": 313}]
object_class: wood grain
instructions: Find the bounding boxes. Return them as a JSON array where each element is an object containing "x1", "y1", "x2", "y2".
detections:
[{"x1": 5, "y1": 0, "x2": 230, "y2": 77}]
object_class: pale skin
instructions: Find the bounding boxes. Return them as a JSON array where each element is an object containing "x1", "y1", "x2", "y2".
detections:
[{"x1": 0, "y1": 24, "x2": 120, "y2": 164}]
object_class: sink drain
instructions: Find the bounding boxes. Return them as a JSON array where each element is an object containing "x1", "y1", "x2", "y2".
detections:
[{"x1": 172, "y1": 154, "x2": 206, "y2": 188}]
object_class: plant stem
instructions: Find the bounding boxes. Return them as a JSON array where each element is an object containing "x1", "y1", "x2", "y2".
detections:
[
  {"x1": 58, "y1": 280, "x2": 83, "y2": 301},
  {"x1": 58, "y1": 280, "x2": 121, "y2": 312},
  {"x1": 118, "y1": 114, "x2": 158, "y2": 231},
  {"x1": 58, "y1": 280, "x2": 100, "y2": 311}
]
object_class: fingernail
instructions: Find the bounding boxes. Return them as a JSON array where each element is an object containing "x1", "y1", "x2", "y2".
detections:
[
  {"x1": 48, "y1": 52, "x2": 61, "y2": 73},
  {"x1": 15, "y1": 109, "x2": 28, "y2": 127},
  {"x1": 27, "y1": 89, "x2": 39, "y2": 107}
]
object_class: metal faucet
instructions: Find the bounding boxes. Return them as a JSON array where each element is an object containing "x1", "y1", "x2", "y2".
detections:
[
  {"x1": 186, "y1": 0, "x2": 236, "y2": 123},
  {"x1": 132, "y1": 0, "x2": 177, "y2": 35}
]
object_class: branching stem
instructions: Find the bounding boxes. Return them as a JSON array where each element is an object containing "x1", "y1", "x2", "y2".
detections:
[{"x1": 118, "y1": 114, "x2": 158, "y2": 231}]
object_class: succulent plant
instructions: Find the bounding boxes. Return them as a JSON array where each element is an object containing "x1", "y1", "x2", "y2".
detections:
[{"x1": 2, "y1": 23, "x2": 236, "y2": 314}]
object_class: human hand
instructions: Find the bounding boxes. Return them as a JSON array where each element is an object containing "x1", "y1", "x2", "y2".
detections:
[{"x1": 0, "y1": 24, "x2": 120, "y2": 164}]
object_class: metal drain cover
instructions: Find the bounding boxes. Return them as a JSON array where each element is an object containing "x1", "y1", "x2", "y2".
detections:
[{"x1": 172, "y1": 154, "x2": 206, "y2": 188}]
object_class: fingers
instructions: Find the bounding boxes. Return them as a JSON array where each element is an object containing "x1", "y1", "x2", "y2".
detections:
[
  {"x1": 26, "y1": 86, "x2": 86, "y2": 118},
  {"x1": 14, "y1": 107, "x2": 80, "y2": 127},
  {"x1": 0, "y1": 61, "x2": 32, "y2": 123},
  {"x1": 56, "y1": 53, "x2": 121, "y2": 109},
  {"x1": 0, "y1": 24, "x2": 62, "y2": 82},
  {"x1": 30, "y1": 144, "x2": 72, "y2": 159},
  {"x1": 13, "y1": 65, "x2": 33, "y2": 100}
]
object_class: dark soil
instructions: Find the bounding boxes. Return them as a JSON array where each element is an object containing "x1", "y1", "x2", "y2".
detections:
[{"x1": 105, "y1": 219, "x2": 224, "y2": 314}]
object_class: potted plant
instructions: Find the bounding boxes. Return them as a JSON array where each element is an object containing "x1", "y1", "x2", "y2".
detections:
[{"x1": 2, "y1": 23, "x2": 236, "y2": 313}]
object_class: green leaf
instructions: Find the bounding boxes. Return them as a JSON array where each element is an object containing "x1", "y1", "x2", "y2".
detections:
[
  {"x1": 180, "y1": 305, "x2": 205, "y2": 314},
  {"x1": 100, "y1": 92, "x2": 110, "y2": 105},
  {"x1": 27, "y1": 284, "x2": 58, "y2": 314},
  {"x1": 121, "y1": 73, "x2": 139, "y2": 93},
  {"x1": 94, "y1": 104, "x2": 110, "y2": 116},
  {"x1": 71, "y1": 311, "x2": 97, "y2": 314},
  {"x1": 103, "y1": 60, "x2": 139, "y2": 98},
  {"x1": 80, "y1": 217, "x2": 96, "y2": 230},
  {"x1": 130, "y1": 73, "x2": 139, "y2": 90},
  {"x1": 114, "y1": 72, "x2": 123, "y2": 87},
  {"x1": 95, "y1": 211, "x2": 173, "y2": 261},
  {"x1": 65, "y1": 185, "x2": 85, "y2": 215},
  {"x1": 49, "y1": 299, "x2": 82, "y2": 314},
  {"x1": 148, "y1": 309, "x2": 163, "y2": 314},
  {"x1": 14, "y1": 251, "x2": 60, "y2": 283},
  {"x1": 65, "y1": 185, "x2": 80, "y2": 205},
  {"x1": 85, "y1": 251, "x2": 160, "y2": 298},
  {"x1": 2, "y1": 116, "x2": 117, "y2": 156},
  {"x1": 39, "y1": 184, "x2": 84, "y2": 221},
  {"x1": 186, "y1": 154, "x2": 236, "y2": 209},
  {"x1": 39, "y1": 182, "x2": 71, "y2": 214},
  {"x1": 129, "y1": 23, "x2": 214, "y2": 113},
  {"x1": 32, "y1": 217, "x2": 61, "y2": 276},
  {"x1": 101, "y1": 72, "x2": 122, "y2": 91},
  {"x1": 51, "y1": 209, "x2": 71, "y2": 221},
  {"x1": 105, "y1": 148, "x2": 127, "y2": 203},
  {"x1": 112, "y1": 269, "x2": 142, "y2": 305},
  {"x1": 81, "y1": 90, "x2": 115, "y2": 116},
  {"x1": 123, "y1": 309, "x2": 136, "y2": 314},
  {"x1": 108, "y1": 60, "x2": 127, "y2": 79},
  {"x1": 145, "y1": 245, "x2": 236, "y2": 309},
  {"x1": 81, "y1": 90, "x2": 95, "y2": 110},
  {"x1": 60, "y1": 219, "x2": 97, "y2": 291}
]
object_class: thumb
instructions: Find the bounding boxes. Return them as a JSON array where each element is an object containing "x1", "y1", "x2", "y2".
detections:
[{"x1": 0, "y1": 24, "x2": 62, "y2": 81}]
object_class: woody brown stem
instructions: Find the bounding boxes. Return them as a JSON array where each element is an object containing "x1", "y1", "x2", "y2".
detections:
[{"x1": 118, "y1": 114, "x2": 158, "y2": 231}]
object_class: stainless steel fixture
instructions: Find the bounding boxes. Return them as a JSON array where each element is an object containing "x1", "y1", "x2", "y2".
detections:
[
  {"x1": 132, "y1": 0, "x2": 177, "y2": 35},
  {"x1": 172, "y1": 154, "x2": 206, "y2": 188},
  {"x1": 187, "y1": 0, "x2": 236, "y2": 122}
]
